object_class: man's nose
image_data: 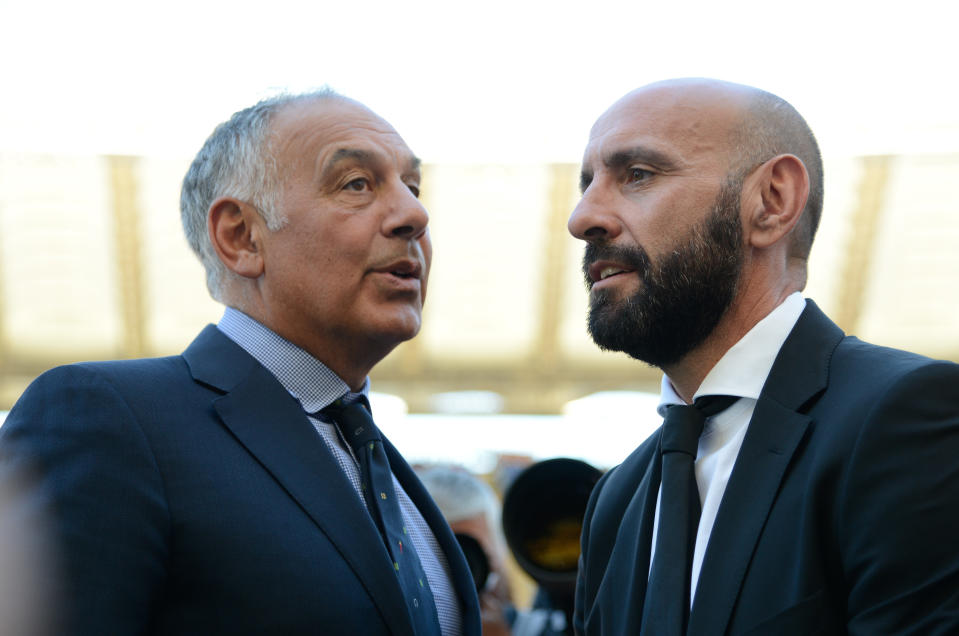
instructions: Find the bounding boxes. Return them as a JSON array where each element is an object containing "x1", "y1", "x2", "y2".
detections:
[
  {"x1": 568, "y1": 185, "x2": 622, "y2": 242},
  {"x1": 385, "y1": 185, "x2": 429, "y2": 240}
]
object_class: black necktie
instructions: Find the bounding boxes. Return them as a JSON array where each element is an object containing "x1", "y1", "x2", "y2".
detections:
[
  {"x1": 640, "y1": 395, "x2": 740, "y2": 636},
  {"x1": 323, "y1": 398, "x2": 442, "y2": 636}
]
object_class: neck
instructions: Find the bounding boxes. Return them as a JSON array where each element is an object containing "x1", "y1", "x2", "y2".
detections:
[
  {"x1": 309, "y1": 341, "x2": 385, "y2": 392},
  {"x1": 662, "y1": 284, "x2": 801, "y2": 403},
  {"x1": 277, "y1": 327, "x2": 390, "y2": 392},
  {"x1": 224, "y1": 295, "x2": 390, "y2": 393}
]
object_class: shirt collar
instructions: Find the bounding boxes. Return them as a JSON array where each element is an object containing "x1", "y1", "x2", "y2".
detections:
[
  {"x1": 216, "y1": 307, "x2": 369, "y2": 414},
  {"x1": 658, "y1": 293, "x2": 806, "y2": 415}
]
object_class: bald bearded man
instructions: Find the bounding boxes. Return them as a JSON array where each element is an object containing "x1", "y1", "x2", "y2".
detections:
[{"x1": 569, "y1": 79, "x2": 959, "y2": 635}]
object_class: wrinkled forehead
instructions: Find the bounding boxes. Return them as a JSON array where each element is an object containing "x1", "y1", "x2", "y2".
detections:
[
  {"x1": 583, "y1": 83, "x2": 747, "y2": 169},
  {"x1": 270, "y1": 97, "x2": 417, "y2": 172}
]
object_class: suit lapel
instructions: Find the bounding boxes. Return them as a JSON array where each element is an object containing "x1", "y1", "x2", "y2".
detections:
[
  {"x1": 687, "y1": 301, "x2": 843, "y2": 634},
  {"x1": 687, "y1": 400, "x2": 809, "y2": 633},
  {"x1": 595, "y1": 440, "x2": 662, "y2": 634},
  {"x1": 386, "y1": 438, "x2": 483, "y2": 636},
  {"x1": 183, "y1": 326, "x2": 416, "y2": 636}
]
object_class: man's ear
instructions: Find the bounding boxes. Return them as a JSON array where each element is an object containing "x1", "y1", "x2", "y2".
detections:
[
  {"x1": 208, "y1": 197, "x2": 265, "y2": 279},
  {"x1": 745, "y1": 154, "x2": 809, "y2": 249}
]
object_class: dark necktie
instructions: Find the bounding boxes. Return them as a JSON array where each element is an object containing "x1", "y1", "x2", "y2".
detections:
[
  {"x1": 323, "y1": 398, "x2": 443, "y2": 636},
  {"x1": 640, "y1": 394, "x2": 740, "y2": 636}
]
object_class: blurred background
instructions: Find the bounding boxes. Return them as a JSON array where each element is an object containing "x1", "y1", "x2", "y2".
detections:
[
  {"x1": 2, "y1": 0, "x2": 958, "y2": 624},
  {"x1": 2, "y1": 0, "x2": 958, "y2": 472}
]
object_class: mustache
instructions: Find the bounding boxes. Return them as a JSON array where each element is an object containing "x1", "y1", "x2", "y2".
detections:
[{"x1": 582, "y1": 242, "x2": 652, "y2": 288}]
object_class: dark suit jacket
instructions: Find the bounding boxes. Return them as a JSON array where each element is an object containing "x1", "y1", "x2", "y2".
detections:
[
  {"x1": 0, "y1": 325, "x2": 481, "y2": 635},
  {"x1": 574, "y1": 301, "x2": 959, "y2": 635}
]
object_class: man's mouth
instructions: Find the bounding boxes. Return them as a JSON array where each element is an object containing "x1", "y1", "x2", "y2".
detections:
[
  {"x1": 376, "y1": 259, "x2": 422, "y2": 281},
  {"x1": 599, "y1": 266, "x2": 629, "y2": 280},
  {"x1": 589, "y1": 261, "x2": 636, "y2": 284},
  {"x1": 390, "y1": 267, "x2": 416, "y2": 279}
]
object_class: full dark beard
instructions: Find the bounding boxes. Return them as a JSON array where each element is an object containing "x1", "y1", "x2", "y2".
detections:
[{"x1": 583, "y1": 178, "x2": 744, "y2": 368}]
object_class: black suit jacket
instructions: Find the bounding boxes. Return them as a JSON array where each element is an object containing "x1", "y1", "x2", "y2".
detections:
[
  {"x1": 574, "y1": 301, "x2": 959, "y2": 635},
  {"x1": 0, "y1": 325, "x2": 481, "y2": 635}
]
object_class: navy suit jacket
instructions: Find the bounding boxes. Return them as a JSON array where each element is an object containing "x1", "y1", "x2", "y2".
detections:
[
  {"x1": 574, "y1": 301, "x2": 959, "y2": 635},
  {"x1": 0, "y1": 325, "x2": 481, "y2": 635}
]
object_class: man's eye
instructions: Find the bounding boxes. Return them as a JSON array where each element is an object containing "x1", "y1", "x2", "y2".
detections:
[
  {"x1": 628, "y1": 167, "x2": 652, "y2": 183},
  {"x1": 407, "y1": 184, "x2": 420, "y2": 198},
  {"x1": 344, "y1": 178, "x2": 370, "y2": 191}
]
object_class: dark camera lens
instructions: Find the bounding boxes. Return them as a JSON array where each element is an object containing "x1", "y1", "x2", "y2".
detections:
[{"x1": 454, "y1": 533, "x2": 490, "y2": 592}]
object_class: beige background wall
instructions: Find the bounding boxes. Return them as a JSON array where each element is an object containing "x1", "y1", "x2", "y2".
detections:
[{"x1": 1, "y1": 152, "x2": 957, "y2": 412}]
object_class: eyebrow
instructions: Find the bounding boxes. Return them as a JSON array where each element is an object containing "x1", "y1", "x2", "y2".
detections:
[
  {"x1": 580, "y1": 145, "x2": 682, "y2": 193},
  {"x1": 322, "y1": 147, "x2": 422, "y2": 179},
  {"x1": 330, "y1": 147, "x2": 373, "y2": 165},
  {"x1": 604, "y1": 145, "x2": 681, "y2": 173}
]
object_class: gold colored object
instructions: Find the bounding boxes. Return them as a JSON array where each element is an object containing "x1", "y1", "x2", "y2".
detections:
[{"x1": 524, "y1": 517, "x2": 582, "y2": 571}]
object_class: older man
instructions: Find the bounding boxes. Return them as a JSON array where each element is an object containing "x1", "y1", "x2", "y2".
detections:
[
  {"x1": 0, "y1": 90, "x2": 481, "y2": 635},
  {"x1": 569, "y1": 79, "x2": 959, "y2": 635}
]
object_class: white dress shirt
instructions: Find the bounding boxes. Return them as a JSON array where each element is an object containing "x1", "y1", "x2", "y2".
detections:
[{"x1": 651, "y1": 292, "x2": 807, "y2": 605}]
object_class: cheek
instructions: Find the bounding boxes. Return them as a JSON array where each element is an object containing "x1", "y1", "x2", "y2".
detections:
[
  {"x1": 420, "y1": 235, "x2": 433, "y2": 299},
  {"x1": 421, "y1": 231, "x2": 433, "y2": 265},
  {"x1": 643, "y1": 191, "x2": 712, "y2": 242}
]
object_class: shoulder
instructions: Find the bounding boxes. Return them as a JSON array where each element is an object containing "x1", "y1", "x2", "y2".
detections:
[
  {"x1": 828, "y1": 336, "x2": 959, "y2": 407},
  {"x1": 597, "y1": 432, "x2": 660, "y2": 497},
  {"x1": 844, "y1": 339, "x2": 958, "y2": 434},
  {"x1": 0, "y1": 355, "x2": 198, "y2": 460},
  {"x1": 584, "y1": 431, "x2": 660, "y2": 527},
  {"x1": 12, "y1": 356, "x2": 190, "y2": 414},
  {"x1": 821, "y1": 343, "x2": 959, "y2": 629},
  {"x1": 783, "y1": 300, "x2": 957, "y2": 412},
  {"x1": 0, "y1": 361, "x2": 182, "y2": 634},
  {"x1": 792, "y1": 334, "x2": 959, "y2": 462},
  {"x1": 29, "y1": 355, "x2": 186, "y2": 387},
  {"x1": 806, "y1": 337, "x2": 959, "y2": 527},
  {"x1": 833, "y1": 335, "x2": 953, "y2": 375}
]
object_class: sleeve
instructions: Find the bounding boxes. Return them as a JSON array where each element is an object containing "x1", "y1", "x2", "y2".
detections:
[
  {"x1": 572, "y1": 501, "x2": 593, "y2": 635},
  {"x1": 839, "y1": 360, "x2": 959, "y2": 635},
  {"x1": 0, "y1": 364, "x2": 171, "y2": 635},
  {"x1": 573, "y1": 468, "x2": 613, "y2": 636}
]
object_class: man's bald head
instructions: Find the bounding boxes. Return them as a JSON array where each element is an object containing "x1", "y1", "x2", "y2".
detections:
[
  {"x1": 597, "y1": 78, "x2": 823, "y2": 259},
  {"x1": 726, "y1": 84, "x2": 823, "y2": 259}
]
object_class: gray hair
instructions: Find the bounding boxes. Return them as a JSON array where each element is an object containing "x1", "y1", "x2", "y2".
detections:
[
  {"x1": 180, "y1": 87, "x2": 340, "y2": 299},
  {"x1": 730, "y1": 89, "x2": 824, "y2": 260},
  {"x1": 417, "y1": 465, "x2": 506, "y2": 549}
]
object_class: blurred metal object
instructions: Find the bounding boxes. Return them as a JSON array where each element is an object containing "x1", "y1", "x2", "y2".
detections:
[
  {"x1": 454, "y1": 532, "x2": 491, "y2": 592},
  {"x1": 502, "y1": 458, "x2": 602, "y2": 633}
]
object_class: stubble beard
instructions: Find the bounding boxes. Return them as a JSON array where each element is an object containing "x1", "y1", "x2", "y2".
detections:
[{"x1": 583, "y1": 178, "x2": 745, "y2": 369}]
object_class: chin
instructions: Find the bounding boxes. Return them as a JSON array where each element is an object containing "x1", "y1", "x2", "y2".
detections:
[
  {"x1": 355, "y1": 299, "x2": 424, "y2": 350},
  {"x1": 378, "y1": 313, "x2": 423, "y2": 345}
]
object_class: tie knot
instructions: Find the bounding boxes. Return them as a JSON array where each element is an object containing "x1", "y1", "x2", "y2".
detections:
[
  {"x1": 323, "y1": 398, "x2": 381, "y2": 452},
  {"x1": 661, "y1": 405, "x2": 705, "y2": 456},
  {"x1": 694, "y1": 394, "x2": 740, "y2": 417},
  {"x1": 661, "y1": 395, "x2": 739, "y2": 456}
]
